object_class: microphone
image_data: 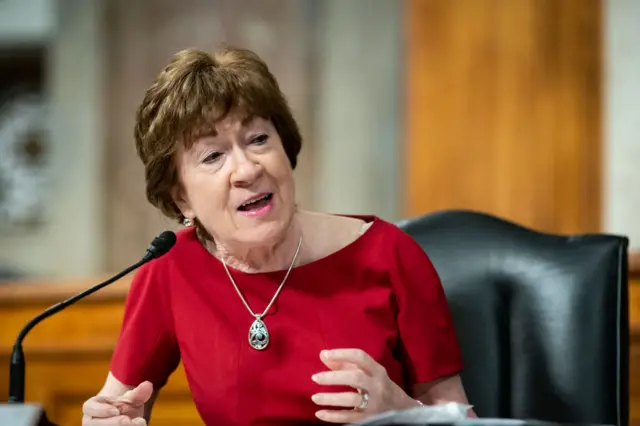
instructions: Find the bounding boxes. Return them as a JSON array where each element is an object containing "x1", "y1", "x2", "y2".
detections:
[{"x1": 8, "y1": 230, "x2": 177, "y2": 404}]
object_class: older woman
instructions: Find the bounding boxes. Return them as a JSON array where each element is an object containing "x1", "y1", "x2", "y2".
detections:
[{"x1": 81, "y1": 47, "x2": 473, "y2": 426}]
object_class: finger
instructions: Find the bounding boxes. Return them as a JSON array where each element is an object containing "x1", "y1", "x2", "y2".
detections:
[
  {"x1": 84, "y1": 382, "x2": 153, "y2": 419},
  {"x1": 118, "y1": 381, "x2": 154, "y2": 407},
  {"x1": 312, "y1": 391, "x2": 362, "y2": 408},
  {"x1": 321, "y1": 349, "x2": 382, "y2": 376},
  {"x1": 321, "y1": 358, "x2": 360, "y2": 372},
  {"x1": 82, "y1": 399, "x2": 121, "y2": 418},
  {"x1": 87, "y1": 400, "x2": 141, "y2": 418},
  {"x1": 315, "y1": 409, "x2": 361, "y2": 424},
  {"x1": 82, "y1": 414, "x2": 147, "y2": 425},
  {"x1": 312, "y1": 369, "x2": 370, "y2": 390},
  {"x1": 93, "y1": 396, "x2": 119, "y2": 404}
]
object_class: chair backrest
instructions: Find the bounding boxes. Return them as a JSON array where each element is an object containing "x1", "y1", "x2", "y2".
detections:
[{"x1": 396, "y1": 210, "x2": 629, "y2": 426}]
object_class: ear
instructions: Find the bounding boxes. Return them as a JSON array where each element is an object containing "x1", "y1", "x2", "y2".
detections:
[{"x1": 171, "y1": 184, "x2": 194, "y2": 220}]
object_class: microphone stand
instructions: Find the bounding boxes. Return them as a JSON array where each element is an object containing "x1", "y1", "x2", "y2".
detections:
[
  {"x1": 8, "y1": 258, "x2": 147, "y2": 404},
  {"x1": 5, "y1": 230, "x2": 175, "y2": 426}
]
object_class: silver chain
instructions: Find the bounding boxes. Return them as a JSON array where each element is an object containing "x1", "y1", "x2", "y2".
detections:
[{"x1": 221, "y1": 237, "x2": 303, "y2": 318}]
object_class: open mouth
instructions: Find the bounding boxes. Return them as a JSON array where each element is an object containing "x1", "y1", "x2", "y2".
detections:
[{"x1": 238, "y1": 193, "x2": 273, "y2": 212}]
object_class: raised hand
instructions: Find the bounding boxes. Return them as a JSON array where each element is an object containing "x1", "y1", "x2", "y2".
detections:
[
  {"x1": 82, "y1": 381, "x2": 153, "y2": 425},
  {"x1": 311, "y1": 349, "x2": 417, "y2": 423}
]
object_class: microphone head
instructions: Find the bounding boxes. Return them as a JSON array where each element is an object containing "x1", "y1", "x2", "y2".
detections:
[{"x1": 144, "y1": 230, "x2": 177, "y2": 260}]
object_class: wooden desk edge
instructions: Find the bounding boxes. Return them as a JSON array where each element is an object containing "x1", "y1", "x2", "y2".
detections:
[
  {"x1": 0, "y1": 275, "x2": 132, "y2": 303},
  {"x1": 631, "y1": 251, "x2": 640, "y2": 280}
]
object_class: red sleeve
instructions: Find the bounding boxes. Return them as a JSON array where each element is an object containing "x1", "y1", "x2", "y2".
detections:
[
  {"x1": 390, "y1": 228, "x2": 463, "y2": 386},
  {"x1": 110, "y1": 260, "x2": 180, "y2": 389}
]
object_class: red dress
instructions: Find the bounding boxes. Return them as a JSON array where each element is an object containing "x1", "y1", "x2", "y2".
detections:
[{"x1": 110, "y1": 216, "x2": 462, "y2": 425}]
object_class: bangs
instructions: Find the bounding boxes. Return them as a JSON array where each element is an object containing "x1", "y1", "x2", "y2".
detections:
[{"x1": 175, "y1": 68, "x2": 280, "y2": 148}]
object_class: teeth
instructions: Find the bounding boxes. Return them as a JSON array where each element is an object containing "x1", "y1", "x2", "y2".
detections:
[{"x1": 241, "y1": 194, "x2": 268, "y2": 207}]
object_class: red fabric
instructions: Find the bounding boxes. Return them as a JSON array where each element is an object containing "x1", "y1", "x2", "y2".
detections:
[{"x1": 110, "y1": 216, "x2": 462, "y2": 426}]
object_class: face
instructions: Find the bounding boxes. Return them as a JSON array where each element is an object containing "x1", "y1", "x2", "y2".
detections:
[{"x1": 173, "y1": 114, "x2": 296, "y2": 248}]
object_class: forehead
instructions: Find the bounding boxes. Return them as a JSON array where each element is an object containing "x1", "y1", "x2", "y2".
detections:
[
  {"x1": 215, "y1": 113, "x2": 265, "y2": 133},
  {"x1": 190, "y1": 112, "x2": 270, "y2": 142}
]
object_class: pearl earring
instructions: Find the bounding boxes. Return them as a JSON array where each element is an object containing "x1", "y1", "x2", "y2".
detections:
[{"x1": 183, "y1": 217, "x2": 193, "y2": 227}]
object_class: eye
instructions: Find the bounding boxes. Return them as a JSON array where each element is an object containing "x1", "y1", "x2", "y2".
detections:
[
  {"x1": 203, "y1": 152, "x2": 222, "y2": 163},
  {"x1": 251, "y1": 134, "x2": 268, "y2": 145}
]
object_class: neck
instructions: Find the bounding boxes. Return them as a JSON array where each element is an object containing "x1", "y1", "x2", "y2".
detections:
[{"x1": 208, "y1": 214, "x2": 303, "y2": 273}]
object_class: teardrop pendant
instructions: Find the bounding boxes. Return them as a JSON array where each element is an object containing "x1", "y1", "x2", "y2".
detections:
[{"x1": 248, "y1": 316, "x2": 270, "y2": 350}]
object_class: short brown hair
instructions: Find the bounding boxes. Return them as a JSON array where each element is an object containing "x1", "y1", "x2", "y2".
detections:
[{"x1": 134, "y1": 47, "x2": 302, "y2": 222}]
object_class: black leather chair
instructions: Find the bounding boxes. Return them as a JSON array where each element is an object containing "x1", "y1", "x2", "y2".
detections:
[{"x1": 396, "y1": 210, "x2": 629, "y2": 426}]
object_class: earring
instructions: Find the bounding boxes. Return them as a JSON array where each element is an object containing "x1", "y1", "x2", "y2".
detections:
[{"x1": 183, "y1": 217, "x2": 193, "y2": 227}]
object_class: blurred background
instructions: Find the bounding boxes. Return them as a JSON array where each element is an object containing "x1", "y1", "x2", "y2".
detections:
[
  {"x1": 0, "y1": 0, "x2": 639, "y2": 425},
  {"x1": 0, "y1": 0, "x2": 635, "y2": 280}
]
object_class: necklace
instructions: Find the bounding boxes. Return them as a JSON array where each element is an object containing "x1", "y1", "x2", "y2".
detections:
[{"x1": 221, "y1": 237, "x2": 303, "y2": 350}]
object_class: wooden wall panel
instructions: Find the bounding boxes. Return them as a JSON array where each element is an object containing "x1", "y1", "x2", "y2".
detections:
[
  {"x1": 405, "y1": 0, "x2": 601, "y2": 234},
  {"x1": 405, "y1": 1, "x2": 638, "y2": 422}
]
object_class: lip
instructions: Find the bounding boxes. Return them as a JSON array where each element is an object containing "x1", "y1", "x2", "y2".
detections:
[
  {"x1": 237, "y1": 194, "x2": 274, "y2": 217},
  {"x1": 239, "y1": 192, "x2": 271, "y2": 208}
]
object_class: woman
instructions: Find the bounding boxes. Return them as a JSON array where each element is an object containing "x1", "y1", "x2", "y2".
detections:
[{"x1": 81, "y1": 47, "x2": 473, "y2": 426}]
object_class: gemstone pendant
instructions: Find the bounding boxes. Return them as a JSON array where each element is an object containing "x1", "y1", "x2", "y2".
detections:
[{"x1": 248, "y1": 317, "x2": 270, "y2": 350}]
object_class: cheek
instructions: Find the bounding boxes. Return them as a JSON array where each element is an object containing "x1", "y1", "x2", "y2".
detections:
[
  {"x1": 185, "y1": 173, "x2": 228, "y2": 213},
  {"x1": 267, "y1": 153, "x2": 295, "y2": 190},
  {"x1": 274, "y1": 168, "x2": 295, "y2": 196}
]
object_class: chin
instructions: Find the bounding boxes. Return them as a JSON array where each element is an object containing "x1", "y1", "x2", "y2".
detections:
[
  {"x1": 235, "y1": 216, "x2": 293, "y2": 245},
  {"x1": 237, "y1": 230, "x2": 284, "y2": 248}
]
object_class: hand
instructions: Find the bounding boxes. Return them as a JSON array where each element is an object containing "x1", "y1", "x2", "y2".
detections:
[
  {"x1": 82, "y1": 381, "x2": 153, "y2": 425},
  {"x1": 311, "y1": 349, "x2": 417, "y2": 423}
]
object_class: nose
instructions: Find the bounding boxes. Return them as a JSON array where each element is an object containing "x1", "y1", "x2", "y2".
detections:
[{"x1": 229, "y1": 147, "x2": 263, "y2": 187}]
